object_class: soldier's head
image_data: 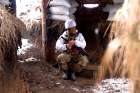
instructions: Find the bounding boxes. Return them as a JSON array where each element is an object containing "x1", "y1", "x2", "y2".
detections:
[{"x1": 65, "y1": 19, "x2": 77, "y2": 35}]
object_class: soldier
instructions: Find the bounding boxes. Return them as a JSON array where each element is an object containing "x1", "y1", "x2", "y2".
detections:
[{"x1": 56, "y1": 19, "x2": 89, "y2": 80}]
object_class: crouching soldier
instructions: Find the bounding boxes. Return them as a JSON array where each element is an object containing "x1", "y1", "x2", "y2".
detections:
[{"x1": 55, "y1": 19, "x2": 89, "y2": 80}]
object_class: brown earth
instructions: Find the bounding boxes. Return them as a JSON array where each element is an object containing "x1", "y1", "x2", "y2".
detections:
[{"x1": 18, "y1": 46, "x2": 96, "y2": 93}]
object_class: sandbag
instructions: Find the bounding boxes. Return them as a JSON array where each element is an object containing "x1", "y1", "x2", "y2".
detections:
[
  {"x1": 70, "y1": 0, "x2": 79, "y2": 8},
  {"x1": 70, "y1": 7, "x2": 77, "y2": 14},
  {"x1": 49, "y1": 0, "x2": 71, "y2": 8},
  {"x1": 49, "y1": 6, "x2": 77, "y2": 15},
  {"x1": 49, "y1": 6, "x2": 69, "y2": 15},
  {"x1": 0, "y1": 0, "x2": 10, "y2": 6},
  {"x1": 49, "y1": 14, "x2": 69, "y2": 21},
  {"x1": 48, "y1": 14, "x2": 75, "y2": 21}
]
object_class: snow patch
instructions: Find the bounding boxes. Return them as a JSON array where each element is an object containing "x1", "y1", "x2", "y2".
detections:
[
  {"x1": 71, "y1": 87, "x2": 80, "y2": 92},
  {"x1": 16, "y1": 0, "x2": 41, "y2": 30},
  {"x1": 92, "y1": 78, "x2": 133, "y2": 93},
  {"x1": 17, "y1": 39, "x2": 33, "y2": 55}
]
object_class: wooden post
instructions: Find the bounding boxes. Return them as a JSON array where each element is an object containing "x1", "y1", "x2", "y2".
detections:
[{"x1": 41, "y1": 0, "x2": 48, "y2": 61}]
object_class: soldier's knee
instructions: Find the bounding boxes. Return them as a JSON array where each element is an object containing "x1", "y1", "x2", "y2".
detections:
[
  {"x1": 72, "y1": 64, "x2": 82, "y2": 72},
  {"x1": 79, "y1": 56, "x2": 89, "y2": 67},
  {"x1": 57, "y1": 53, "x2": 71, "y2": 63}
]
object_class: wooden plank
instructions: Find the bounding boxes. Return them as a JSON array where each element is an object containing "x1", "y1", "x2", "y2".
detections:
[
  {"x1": 84, "y1": 63, "x2": 102, "y2": 71},
  {"x1": 41, "y1": 0, "x2": 47, "y2": 60}
]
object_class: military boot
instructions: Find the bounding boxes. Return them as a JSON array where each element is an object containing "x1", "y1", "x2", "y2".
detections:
[
  {"x1": 71, "y1": 72, "x2": 76, "y2": 81},
  {"x1": 62, "y1": 70, "x2": 70, "y2": 80},
  {"x1": 68, "y1": 69, "x2": 76, "y2": 81}
]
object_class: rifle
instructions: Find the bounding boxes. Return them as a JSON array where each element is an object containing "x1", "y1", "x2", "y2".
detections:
[{"x1": 61, "y1": 36, "x2": 88, "y2": 56}]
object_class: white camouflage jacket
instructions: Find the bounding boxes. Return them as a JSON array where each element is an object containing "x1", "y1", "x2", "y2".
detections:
[{"x1": 55, "y1": 31, "x2": 86, "y2": 52}]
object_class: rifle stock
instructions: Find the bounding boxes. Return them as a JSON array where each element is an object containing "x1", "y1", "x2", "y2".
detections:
[{"x1": 61, "y1": 36, "x2": 88, "y2": 56}]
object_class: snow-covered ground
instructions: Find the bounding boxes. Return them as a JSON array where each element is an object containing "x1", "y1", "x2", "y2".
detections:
[
  {"x1": 92, "y1": 78, "x2": 133, "y2": 93},
  {"x1": 16, "y1": 0, "x2": 41, "y2": 30},
  {"x1": 16, "y1": 0, "x2": 41, "y2": 21},
  {"x1": 17, "y1": 39, "x2": 33, "y2": 55},
  {"x1": 53, "y1": 78, "x2": 133, "y2": 93}
]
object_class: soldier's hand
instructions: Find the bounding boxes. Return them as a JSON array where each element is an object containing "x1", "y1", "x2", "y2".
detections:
[
  {"x1": 69, "y1": 40, "x2": 75, "y2": 47},
  {"x1": 69, "y1": 40, "x2": 75, "y2": 46},
  {"x1": 67, "y1": 40, "x2": 75, "y2": 49}
]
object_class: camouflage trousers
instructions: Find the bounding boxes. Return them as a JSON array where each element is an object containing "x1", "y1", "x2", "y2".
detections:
[{"x1": 56, "y1": 52, "x2": 89, "y2": 72}]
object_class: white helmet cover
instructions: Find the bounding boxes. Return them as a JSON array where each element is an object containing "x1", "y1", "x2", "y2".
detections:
[{"x1": 65, "y1": 19, "x2": 76, "y2": 29}]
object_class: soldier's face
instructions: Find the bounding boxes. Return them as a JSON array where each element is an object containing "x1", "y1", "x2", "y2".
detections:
[{"x1": 68, "y1": 27, "x2": 77, "y2": 35}]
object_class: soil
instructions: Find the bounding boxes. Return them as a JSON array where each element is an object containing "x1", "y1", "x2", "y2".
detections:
[
  {"x1": 17, "y1": 41, "x2": 130, "y2": 93},
  {"x1": 18, "y1": 46, "x2": 96, "y2": 93}
]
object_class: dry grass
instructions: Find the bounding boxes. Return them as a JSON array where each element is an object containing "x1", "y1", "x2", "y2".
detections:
[
  {"x1": 0, "y1": 5, "x2": 25, "y2": 70},
  {"x1": 30, "y1": 19, "x2": 64, "y2": 46},
  {"x1": 97, "y1": 0, "x2": 140, "y2": 92},
  {"x1": 0, "y1": 6, "x2": 31, "y2": 93}
]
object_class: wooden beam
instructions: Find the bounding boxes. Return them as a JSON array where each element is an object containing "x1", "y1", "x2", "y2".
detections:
[
  {"x1": 41, "y1": 0, "x2": 47, "y2": 61},
  {"x1": 81, "y1": 0, "x2": 100, "y2": 4}
]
